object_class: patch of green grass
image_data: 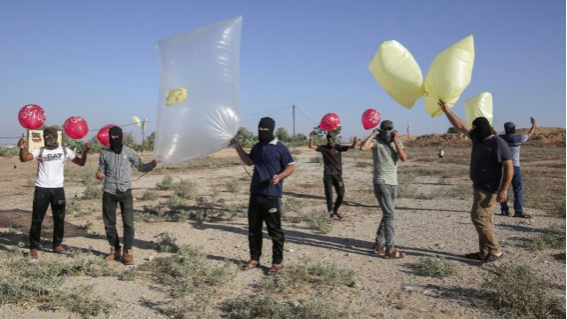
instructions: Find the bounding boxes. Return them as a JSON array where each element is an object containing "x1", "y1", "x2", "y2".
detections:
[
  {"x1": 156, "y1": 175, "x2": 174, "y2": 190},
  {"x1": 484, "y1": 264, "x2": 565, "y2": 319},
  {"x1": 41, "y1": 285, "x2": 112, "y2": 318},
  {"x1": 310, "y1": 156, "x2": 323, "y2": 164},
  {"x1": 553, "y1": 252, "x2": 566, "y2": 263},
  {"x1": 226, "y1": 179, "x2": 242, "y2": 195},
  {"x1": 142, "y1": 190, "x2": 160, "y2": 201},
  {"x1": 306, "y1": 209, "x2": 333, "y2": 234},
  {"x1": 174, "y1": 179, "x2": 198, "y2": 200},
  {"x1": 529, "y1": 225, "x2": 566, "y2": 251},
  {"x1": 118, "y1": 268, "x2": 137, "y2": 281},
  {"x1": 411, "y1": 257, "x2": 458, "y2": 278},
  {"x1": 154, "y1": 233, "x2": 180, "y2": 253},
  {"x1": 82, "y1": 184, "x2": 102, "y2": 200},
  {"x1": 139, "y1": 245, "x2": 236, "y2": 298}
]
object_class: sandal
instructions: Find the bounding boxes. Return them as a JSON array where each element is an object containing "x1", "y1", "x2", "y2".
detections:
[
  {"x1": 484, "y1": 253, "x2": 504, "y2": 263},
  {"x1": 464, "y1": 252, "x2": 486, "y2": 261},
  {"x1": 372, "y1": 244, "x2": 386, "y2": 254},
  {"x1": 385, "y1": 249, "x2": 405, "y2": 259},
  {"x1": 268, "y1": 264, "x2": 283, "y2": 275},
  {"x1": 242, "y1": 260, "x2": 259, "y2": 270}
]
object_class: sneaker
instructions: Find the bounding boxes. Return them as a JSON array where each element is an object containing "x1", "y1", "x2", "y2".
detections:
[
  {"x1": 29, "y1": 248, "x2": 39, "y2": 260},
  {"x1": 53, "y1": 246, "x2": 70, "y2": 255},
  {"x1": 500, "y1": 210, "x2": 510, "y2": 216},
  {"x1": 513, "y1": 212, "x2": 532, "y2": 219},
  {"x1": 333, "y1": 211, "x2": 343, "y2": 220}
]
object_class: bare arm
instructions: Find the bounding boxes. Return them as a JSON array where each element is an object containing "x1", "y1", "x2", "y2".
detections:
[
  {"x1": 392, "y1": 131, "x2": 407, "y2": 162},
  {"x1": 71, "y1": 142, "x2": 90, "y2": 166},
  {"x1": 308, "y1": 132, "x2": 318, "y2": 150},
  {"x1": 231, "y1": 138, "x2": 253, "y2": 166},
  {"x1": 349, "y1": 137, "x2": 359, "y2": 149},
  {"x1": 527, "y1": 117, "x2": 536, "y2": 138},
  {"x1": 17, "y1": 138, "x2": 34, "y2": 162},
  {"x1": 439, "y1": 100, "x2": 470, "y2": 135},
  {"x1": 497, "y1": 160, "x2": 514, "y2": 203},
  {"x1": 271, "y1": 164, "x2": 295, "y2": 185},
  {"x1": 360, "y1": 130, "x2": 378, "y2": 151}
]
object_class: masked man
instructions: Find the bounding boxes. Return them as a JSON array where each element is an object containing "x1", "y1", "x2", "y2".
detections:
[
  {"x1": 360, "y1": 120, "x2": 408, "y2": 259},
  {"x1": 95, "y1": 126, "x2": 157, "y2": 265},
  {"x1": 18, "y1": 126, "x2": 90, "y2": 259},
  {"x1": 308, "y1": 132, "x2": 359, "y2": 219},
  {"x1": 232, "y1": 117, "x2": 295, "y2": 275},
  {"x1": 439, "y1": 100, "x2": 513, "y2": 262}
]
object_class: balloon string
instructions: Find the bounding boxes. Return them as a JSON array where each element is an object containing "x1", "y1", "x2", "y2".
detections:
[
  {"x1": 241, "y1": 163, "x2": 252, "y2": 178},
  {"x1": 133, "y1": 171, "x2": 150, "y2": 181}
]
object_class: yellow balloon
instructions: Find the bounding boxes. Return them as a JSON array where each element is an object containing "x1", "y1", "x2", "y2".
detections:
[
  {"x1": 465, "y1": 92, "x2": 493, "y2": 128},
  {"x1": 368, "y1": 40, "x2": 424, "y2": 109},
  {"x1": 424, "y1": 35, "x2": 475, "y2": 117},
  {"x1": 132, "y1": 116, "x2": 141, "y2": 127}
]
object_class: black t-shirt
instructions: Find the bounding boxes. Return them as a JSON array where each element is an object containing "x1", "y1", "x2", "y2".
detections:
[
  {"x1": 316, "y1": 144, "x2": 349, "y2": 175},
  {"x1": 469, "y1": 134, "x2": 512, "y2": 193}
]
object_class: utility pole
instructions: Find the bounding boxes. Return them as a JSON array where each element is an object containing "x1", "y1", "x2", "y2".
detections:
[{"x1": 292, "y1": 104, "x2": 296, "y2": 152}]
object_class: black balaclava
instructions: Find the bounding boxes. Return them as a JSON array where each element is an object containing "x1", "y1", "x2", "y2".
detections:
[
  {"x1": 109, "y1": 126, "x2": 124, "y2": 154},
  {"x1": 326, "y1": 134, "x2": 336, "y2": 147},
  {"x1": 472, "y1": 117, "x2": 492, "y2": 140},
  {"x1": 258, "y1": 117, "x2": 275, "y2": 144},
  {"x1": 504, "y1": 122, "x2": 516, "y2": 134},
  {"x1": 43, "y1": 126, "x2": 59, "y2": 150},
  {"x1": 378, "y1": 120, "x2": 394, "y2": 143}
]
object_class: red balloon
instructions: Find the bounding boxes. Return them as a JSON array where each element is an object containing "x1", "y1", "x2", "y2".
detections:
[
  {"x1": 361, "y1": 109, "x2": 381, "y2": 130},
  {"x1": 96, "y1": 124, "x2": 117, "y2": 147},
  {"x1": 18, "y1": 104, "x2": 46, "y2": 130},
  {"x1": 319, "y1": 113, "x2": 341, "y2": 132},
  {"x1": 63, "y1": 116, "x2": 89, "y2": 139}
]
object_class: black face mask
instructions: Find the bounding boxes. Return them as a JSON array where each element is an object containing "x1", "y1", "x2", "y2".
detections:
[
  {"x1": 43, "y1": 127, "x2": 59, "y2": 150},
  {"x1": 327, "y1": 135, "x2": 336, "y2": 147},
  {"x1": 472, "y1": 117, "x2": 492, "y2": 141},
  {"x1": 109, "y1": 127, "x2": 123, "y2": 154},
  {"x1": 258, "y1": 117, "x2": 275, "y2": 144}
]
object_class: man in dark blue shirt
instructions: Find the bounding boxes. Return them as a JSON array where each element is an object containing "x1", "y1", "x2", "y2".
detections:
[
  {"x1": 440, "y1": 100, "x2": 513, "y2": 263},
  {"x1": 232, "y1": 117, "x2": 295, "y2": 275}
]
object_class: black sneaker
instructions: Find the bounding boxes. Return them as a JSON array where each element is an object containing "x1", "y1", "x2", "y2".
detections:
[
  {"x1": 513, "y1": 212, "x2": 532, "y2": 219},
  {"x1": 500, "y1": 210, "x2": 510, "y2": 216}
]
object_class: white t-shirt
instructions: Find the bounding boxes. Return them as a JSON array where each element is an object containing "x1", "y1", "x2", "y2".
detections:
[{"x1": 31, "y1": 146, "x2": 76, "y2": 188}]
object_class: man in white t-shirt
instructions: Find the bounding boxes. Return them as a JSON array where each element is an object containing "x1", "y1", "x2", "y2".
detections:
[{"x1": 18, "y1": 126, "x2": 90, "y2": 260}]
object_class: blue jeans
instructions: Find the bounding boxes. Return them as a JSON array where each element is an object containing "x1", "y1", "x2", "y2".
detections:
[
  {"x1": 500, "y1": 166, "x2": 524, "y2": 214},
  {"x1": 373, "y1": 183, "x2": 397, "y2": 250}
]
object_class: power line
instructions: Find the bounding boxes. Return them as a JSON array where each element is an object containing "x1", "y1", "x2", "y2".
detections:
[
  {"x1": 295, "y1": 106, "x2": 317, "y2": 124},
  {"x1": 0, "y1": 121, "x2": 155, "y2": 140},
  {"x1": 241, "y1": 105, "x2": 291, "y2": 118}
]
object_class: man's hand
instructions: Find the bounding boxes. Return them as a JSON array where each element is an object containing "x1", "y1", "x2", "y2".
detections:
[
  {"x1": 353, "y1": 136, "x2": 359, "y2": 143},
  {"x1": 438, "y1": 100, "x2": 449, "y2": 113},
  {"x1": 83, "y1": 142, "x2": 91, "y2": 153},
  {"x1": 271, "y1": 174, "x2": 281, "y2": 185},
  {"x1": 95, "y1": 171, "x2": 104, "y2": 180},
  {"x1": 229, "y1": 138, "x2": 239, "y2": 148},
  {"x1": 18, "y1": 138, "x2": 27, "y2": 150},
  {"x1": 497, "y1": 190, "x2": 508, "y2": 203},
  {"x1": 392, "y1": 130, "x2": 399, "y2": 141},
  {"x1": 309, "y1": 132, "x2": 316, "y2": 138},
  {"x1": 530, "y1": 117, "x2": 536, "y2": 125}
]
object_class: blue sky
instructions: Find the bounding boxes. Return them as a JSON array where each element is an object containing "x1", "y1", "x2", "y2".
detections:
[{"x1": 0, "y1": 0, "x2": 564, "y2": 143}]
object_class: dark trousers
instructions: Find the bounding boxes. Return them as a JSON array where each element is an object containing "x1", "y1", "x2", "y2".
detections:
[
  {"x1": 29, "y1": 187, "x2": 66, "y2": 249},
  {"x1": 102, "y1": 190, "x2": 134, "y2": 250},
  {"x1": 500, "y1": 166, "x2": 524, "y2": 214},
  {"x1": 324, "y1": 174, "x2": 345, "y2": 213},
  {"x1": 248, "y1": 194, "x2": 284, "y2": 264}
]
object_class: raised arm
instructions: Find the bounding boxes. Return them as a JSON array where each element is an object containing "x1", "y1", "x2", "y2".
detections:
[
  {"x1": 527, "y1": 117, "x2": 536, "y2": 138},
  {"x1": 360, "y1": 129, "x2": 378, "y2": 151},
  {"x1": 71, "y1": 142, "x2": 90, "y2": 166},
  {"x1": 308, "y1": 132, "x2": 318, "y2": 150},
  {"x1": 231, "y1": 138, "x2": 253, "y2": 166},
  {"x1": 392, "y1": 131, "x2": 407, "y2": 162},
  {"x1": 18, "y1": 138, "x2": 34, "y2": 162},
  {"x1": 439, "y1": 100, "x2": 470, "y2": 135},
  {"x1": 349, "y1": 137, "x2": 359, "y2": 149}
]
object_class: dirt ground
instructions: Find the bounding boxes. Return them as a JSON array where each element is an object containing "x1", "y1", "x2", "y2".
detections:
[{"x1": 0, "y1": 137, "x2": 565, "y2": 318}]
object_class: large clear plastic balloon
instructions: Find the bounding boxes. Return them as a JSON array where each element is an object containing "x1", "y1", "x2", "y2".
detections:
[
  {"x1": 18, "y1": 104, "x2": 46, "y2": 130},
  {"x1": 368, "y1": 41, "x2": 424, "y2": 109},
  {"x1": 153, "y1": 17, "x2": 242, "y2": 163},
  {"x1": 361, "y1": 109, "x2": 381, "y2": 130},
  {"x1": 465, "y1": 92, "x2": 493, "y2": 128},
  {"x1": 97, "y1": 124, "x2": 117, "y2": 147},
  {"x1": 424, "y1": 35, "x2": 475, "y2": 117},
  {"x1": 63, "y1": 116, "x2": 89, "y2": 139},
  {"x1": 319, "y1": 113, "x2": 341, "y2": 132}
]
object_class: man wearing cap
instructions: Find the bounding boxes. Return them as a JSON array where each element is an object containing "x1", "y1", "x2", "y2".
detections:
[
  {"x1": 439, "y1": 100, "x2": 513, "y2": 262},
  {"x1": 232, "y1": 117, "x2": 295, "y2": 275},
  {"x1": 308, "y1": 131, "x2": 359, "y2": 219},
  {"x1": 18, "y1": 126, "x2": 90, "y2": 260},
  {"x1": 95, "y1": 126, "x2": 157, "y2": 265},
  {"x1": 360, "y1": 120, "x2": 408, "y2": 259},
  {"x1": 498, "y1": 118, "x2": 536, "y2": 218}
]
